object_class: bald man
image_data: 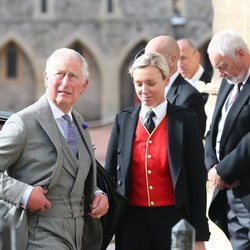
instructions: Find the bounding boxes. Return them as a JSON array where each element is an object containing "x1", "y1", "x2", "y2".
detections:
[{"x1": 145, "y1": 36, "x2": 207, "y2": 136}]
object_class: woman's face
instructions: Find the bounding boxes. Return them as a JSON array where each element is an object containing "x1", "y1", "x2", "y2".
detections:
[{"x1": 133, "y1": 65, "x2": 169, "y2": 108}]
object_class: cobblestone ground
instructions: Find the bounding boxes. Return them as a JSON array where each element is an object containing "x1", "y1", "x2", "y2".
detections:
[{"x1": 89, "y1": 123, "x2": 232, "y2": 250}]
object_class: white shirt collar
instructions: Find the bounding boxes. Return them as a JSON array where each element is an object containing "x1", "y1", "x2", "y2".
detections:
[
  {"x1": 46, "y1": 95, "x2": 73, "y2": 120},
  {"x1": 186, "y1": 65, "x2": 204, "y2": 84},
  {"x1": 141, "y1": 100, "x2": 167, "y2": 126},
  {"x1": 242, "y1": 68, "x2": 250, "y2": 84},
  {"x1": 165, "y1": 71, "x2": 179, "y2": 96}
]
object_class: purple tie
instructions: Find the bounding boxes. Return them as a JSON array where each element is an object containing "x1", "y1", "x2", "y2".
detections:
[{"x1": 62, "y1": 114, "x2": 80, "y2": 155}]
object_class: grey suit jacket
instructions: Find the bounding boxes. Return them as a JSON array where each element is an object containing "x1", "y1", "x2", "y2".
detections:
[{"x1": 0, "y1": 94, "x2": 100, "y2": 249}]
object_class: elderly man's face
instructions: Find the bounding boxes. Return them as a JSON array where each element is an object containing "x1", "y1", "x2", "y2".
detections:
[
  {"x1": 209, "y1": 50, "x2": 246, "y2": 84},
  {"x1": 44, "y1": 55, "x2": 88, "y2": 113}
]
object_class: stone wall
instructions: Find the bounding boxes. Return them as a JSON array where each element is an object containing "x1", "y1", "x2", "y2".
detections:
[{"x1": 0, "y1": 0, "x2": 213, "y2": 123}]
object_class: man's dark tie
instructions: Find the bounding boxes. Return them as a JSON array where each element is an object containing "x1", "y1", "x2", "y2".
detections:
[
  {"x1": 144, "y1": 110, "x2": 155, "y2": 133},
  {"x1": 227, "y1": 82, "x2": 243, "y2": 109},
  {"x1": 63, "y1": 114, "x2": 80, "y2": 155}
]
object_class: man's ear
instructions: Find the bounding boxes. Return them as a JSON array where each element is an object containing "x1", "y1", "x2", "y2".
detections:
[
  {"x1": 168, "y1": 54, "x2": 177, "y2": 67},
  {"x1": 195, "y1": 51, "x2": 201, "y2": 61},
  {"x1": 81, "y1": 79, "x2": 89, "y2": 94}
]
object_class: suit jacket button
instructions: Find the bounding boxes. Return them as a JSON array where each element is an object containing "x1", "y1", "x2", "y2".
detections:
[
  {"x1": 118, "y1": 180, "x2": 122, "y2": 186},
  {"x1": 117, "y1": 165, "x2": 121, "y2": 171},
  {"x1": 117, "y1": 148, "x2": 121, "y2": 154}
]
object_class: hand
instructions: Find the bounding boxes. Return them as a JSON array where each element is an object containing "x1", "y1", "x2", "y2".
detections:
[
  {"x1": 26, "y1": 186, "x2": 51, "y2": 212},
  {"x1": 89, "y1": 193, "x2": 109, "y2": 219},
  {"x1": 208, "y1": 166, "x2": 240, "y2": 189},
  {"x1": 195, "y1": 241, "x2": 206, "y2": 250}
]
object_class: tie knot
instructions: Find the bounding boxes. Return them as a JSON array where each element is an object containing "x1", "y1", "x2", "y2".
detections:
[
  {"x1": 146, "y1": 110, "x2": 155, "y2": 119},
  {"x1": 63, "y1": 114, "x2": 72, "y2": 124}
]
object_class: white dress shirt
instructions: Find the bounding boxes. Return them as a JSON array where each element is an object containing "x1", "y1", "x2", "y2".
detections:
[
  {"x1": 141, "y1": 100, "x2": 168, "y2": 127},
  {"x1": 185, "y1": 65, "x2": 205, "y2": 88}
]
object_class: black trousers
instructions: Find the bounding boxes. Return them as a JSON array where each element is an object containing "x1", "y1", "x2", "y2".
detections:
[{"x1": 115, "y1": 205, "x2": 185, "y2": 250}]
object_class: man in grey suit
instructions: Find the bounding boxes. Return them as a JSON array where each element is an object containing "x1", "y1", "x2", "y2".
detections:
[
  {"x1": 0, "y1": 48, "x2": 109, "y2": 249},
  {"x1": 145, "y1": 36, "x2": 207, "y2": 137},
  {"x1": 206, "y1": 30, "x2": 250, "y2": 249}
]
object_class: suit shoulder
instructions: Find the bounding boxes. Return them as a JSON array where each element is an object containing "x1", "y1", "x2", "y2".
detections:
[
  {"x1": 168, "y1": 103, "x2": 197, "y2": 117},
  {"x1": 118, "y1": 106, "x2": 138, "y2": 115},
  {"x1": 181, "y1": 81, "x2": 200, "y2": 95},
  {"x1": 200, "y1": 70, "x2": 213, "y2": 83}
]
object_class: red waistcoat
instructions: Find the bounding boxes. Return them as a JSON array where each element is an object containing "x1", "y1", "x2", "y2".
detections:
[{"x1": 128, "y1": 116, "x2": 175, "y2": 207}]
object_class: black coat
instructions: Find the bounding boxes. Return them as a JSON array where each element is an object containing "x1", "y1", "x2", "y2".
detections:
[
  {"x1": 205, "y1": 77, "x2": 250, "y2": 237},
  {"x1": 105, "y1": 102, "x2": 210, "y2": 241},
  {"x1": 96, "y1": 161, "x2": 128, "y2": 250},
  {"x1": 199, "y1": 70, "x2": 213, "y2": 104},
  {"x1": 167, "y1": 73, "x2": 207, "y2": 136}
]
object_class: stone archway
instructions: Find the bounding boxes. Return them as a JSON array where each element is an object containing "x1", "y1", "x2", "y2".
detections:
[
  {"x1": 120, "y1": 41, "x2": 147, "y2": 110},
  {"x1": 68, "y1": 41, "x2": 101, "y2": 121},
  {"x1": 0, "y1": 40, "x2": 36, "y2": 112}
]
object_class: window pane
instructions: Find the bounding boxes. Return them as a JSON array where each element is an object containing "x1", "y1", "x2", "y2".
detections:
[
  {"x1": 7, "y1": 45, "x2": 17, "y2": 78},
  {"x1": 107, "y1": 0, "x2": 113, "y2": 13},
  {"x1": 41, "y1": 0, "x2": 47, "y2": 13}
]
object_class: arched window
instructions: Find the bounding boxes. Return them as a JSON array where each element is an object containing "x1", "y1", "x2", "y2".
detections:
[
  {"x1": 6, "y1": 43, "x2": 17, "y2": 78},
  {"x1": 70, "y1": 42, "x2": 84, "y2": 56},
  {"x1": 41, "y1": 0, "x2": 47, "y2": 13},
  {"x1": 107, "y1": 0, "x2": 113, "y2": 13}
]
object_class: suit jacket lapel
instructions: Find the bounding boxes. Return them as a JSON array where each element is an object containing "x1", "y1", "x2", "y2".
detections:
[
  {"x1": 167, "y1": 74, "x2": 181, "y2": 103},
  {"x1": 221, "y1": 80, "x2": 250, "y2": 146},
  {"x1": 167, "y1": 103, "x2": 183, "y2": 188},
  {"x1": 212, "y1": 80, "x2": 233, "y2": 123},
  {"x1": 72, "y1": 111, "x2": 95, "y2": 161},
  {"x1": 33, "y1": 95, "x2": 63, "y2": 188},
  {"x1": 122, "y1": 106, "x2": 140, "y2": 174}
]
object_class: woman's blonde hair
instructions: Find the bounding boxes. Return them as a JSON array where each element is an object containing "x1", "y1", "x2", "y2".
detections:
[{"x1": 129, "y1": 52, "x2": 169, "y2": 79}]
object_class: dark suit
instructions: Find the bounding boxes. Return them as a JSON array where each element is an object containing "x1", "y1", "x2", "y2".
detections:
[
  {"x1": 200, "y1": 69, "x2": 213, "y2": 84},
  {"x1": 167, "y1": 73, "x2": 207, "y2": 136},
  {"x1": 205, "y1": 78, "x2": 250, "y2": 240},
  {"x1": 105, "y1": 102, "x2": 210, "y2": 249}
]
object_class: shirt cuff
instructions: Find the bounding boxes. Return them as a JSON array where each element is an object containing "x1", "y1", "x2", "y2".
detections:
[
  {"x1": 95, "y1": 189, "x2": 107, "y2": 198},
  {"x1": 20, "y1": 185, "x2": 33, "y2": 208}
]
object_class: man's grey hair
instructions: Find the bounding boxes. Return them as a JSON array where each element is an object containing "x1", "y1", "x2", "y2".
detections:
[
  {"x1": 207, "y1": 29, "x2": 249, "y2": 59},
  {"x1": 46, "y1": 48, "x2": 89, "y2": 80}
]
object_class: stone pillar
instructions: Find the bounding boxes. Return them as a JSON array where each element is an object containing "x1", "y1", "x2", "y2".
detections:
[{"x1": 171, "y1": 219, "x2": 195, "y2": 250}]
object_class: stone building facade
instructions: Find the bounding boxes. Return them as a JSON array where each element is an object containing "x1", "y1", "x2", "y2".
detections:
[{"x1": 0, "y1": 0, "x2": 213, "y2": 125}]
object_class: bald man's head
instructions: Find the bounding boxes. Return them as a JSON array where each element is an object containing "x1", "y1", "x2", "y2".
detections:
[{"x1": 145, "y1": 36, "x2": 180, "y2": 75}]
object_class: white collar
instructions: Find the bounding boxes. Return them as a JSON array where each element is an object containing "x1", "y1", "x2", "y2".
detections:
[
  {"x1": 46, "y1": 95, "x2": 73, "y2": 120},
  {"x1": 186, "y1": 65, "x2": 204, "y2": 84},
  {"x1": 140, "y1": 101, "x2": 167, "y2": 121}
]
